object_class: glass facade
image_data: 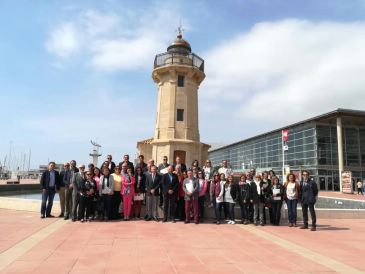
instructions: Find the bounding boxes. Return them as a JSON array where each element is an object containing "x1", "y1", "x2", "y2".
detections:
[
  {"x1": 209, "y1": 115, "x2": 365, "y2": 192},
  {"x1": 316, "y1": 124, "x2": 365, "y2": 191},
  {"x1": 209, "y1": 124, "x2": 317, "y2": 179}
]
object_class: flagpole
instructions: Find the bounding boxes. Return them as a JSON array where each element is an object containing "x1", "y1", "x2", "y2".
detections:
[{"x1": 282, "y1": 131, "x2": 285, "y2": 182}]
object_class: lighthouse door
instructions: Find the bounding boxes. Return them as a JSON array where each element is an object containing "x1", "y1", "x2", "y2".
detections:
[{"x1": 174, "y1": 150, "x2": 186, "y2": 165}]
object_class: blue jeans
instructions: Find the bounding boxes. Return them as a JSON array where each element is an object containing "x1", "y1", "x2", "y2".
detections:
[
  {"x1": 286, "y1": 199, "x2": 297, "y2": 224},
  {"x1": 216, "y1": 202, "x2": 225, "y2": 222},
  {"x1": 239, "y1": 202, "x2": 249, "y2": 220},
  {"x1": 227, "y1": 202, "x2": 235, "y2": 221},
  {"x1": 41, "y1": 189, "x2": 56, "y2": 216}
]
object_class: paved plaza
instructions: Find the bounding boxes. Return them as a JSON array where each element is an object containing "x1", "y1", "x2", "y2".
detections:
[{"x1": 0, "y1": 209, "x2": 364, "y2": 273}]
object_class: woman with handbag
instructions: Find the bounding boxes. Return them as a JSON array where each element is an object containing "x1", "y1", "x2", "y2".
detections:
[
  {"x1": 79, "y1": 172, "x2": 97, "y2": 222},
  {"x1": 121, "y1": 167, "x2": 135, "y2": 221},
  {"x1": 133, "y1": 167, "x2": 145, "y2": 219},
  {"x1": 271, "y1": 176, "x2": 284, "y2": 226}
]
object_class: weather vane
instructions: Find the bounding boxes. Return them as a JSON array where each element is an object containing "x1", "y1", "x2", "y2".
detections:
[
  {"x1": 176, "y1": 19, "x2": 184, "y2": 36},
  {"x1": 90, "y1": 140, "x2": 101, "y2": 148}
]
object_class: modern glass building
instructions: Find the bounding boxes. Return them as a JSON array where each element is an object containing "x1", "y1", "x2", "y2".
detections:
[{"x1": 208, "y1": 109, "x2": 365, "y2": 191}]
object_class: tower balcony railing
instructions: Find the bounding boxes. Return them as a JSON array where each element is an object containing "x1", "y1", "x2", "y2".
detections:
[{"x1": 154, "y1": 52, "x2": 204, "y2": 72}]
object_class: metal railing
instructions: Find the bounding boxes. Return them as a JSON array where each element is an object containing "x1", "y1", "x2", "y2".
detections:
[{"x1": 154, "y1": 52, "x2": 204, "y2": 72}]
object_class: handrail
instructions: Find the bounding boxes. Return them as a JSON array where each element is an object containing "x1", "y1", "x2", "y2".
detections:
[{"x1": 154, "y1": 52, "x2": 204, "y2": 72}]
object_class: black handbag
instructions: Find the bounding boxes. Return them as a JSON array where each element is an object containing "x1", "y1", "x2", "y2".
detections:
[{"x1": 264, "y1": 194, "x2": 273, "y2": 205}]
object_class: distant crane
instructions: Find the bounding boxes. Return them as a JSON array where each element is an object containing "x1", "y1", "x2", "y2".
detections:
[{"x1": 89, "y1": 140, "x2": 102, "y2": 167}]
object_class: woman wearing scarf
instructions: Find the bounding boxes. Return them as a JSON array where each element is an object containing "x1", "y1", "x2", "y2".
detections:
[
  {"x1": 209, "y1": 172, "x2": 220, "y2": 222},
  {"x1": 197, "y1": 171, "x2": 208, "y2": 223},
  {"x1": 121, "y1": 167, "x2": 135, "y2": 221},
  {"x1": 99, "y1": 167, "x2": 114, "y2": 221}
]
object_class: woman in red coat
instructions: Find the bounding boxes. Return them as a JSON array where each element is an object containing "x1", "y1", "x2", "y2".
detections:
[{"x1": 121, "y1": 167, "x2": 135, "y2": 221}]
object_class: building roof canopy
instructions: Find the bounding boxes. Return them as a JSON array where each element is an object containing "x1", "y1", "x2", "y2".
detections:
[{"x1": 209, "y1": 108, "x2": 365, "y2": 152}]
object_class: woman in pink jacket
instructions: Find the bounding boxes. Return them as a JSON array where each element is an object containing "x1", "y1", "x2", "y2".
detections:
[
  {"x1": 197, "y1": 171, "x2": 208, "y2": 223},
  {"x1": 121, "y1": 167, "x2": 135, "y2": 221}
]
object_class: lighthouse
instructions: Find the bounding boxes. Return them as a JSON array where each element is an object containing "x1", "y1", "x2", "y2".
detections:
[{"x1": 137, "y1": 28, "x2": 210, "y2": 166}]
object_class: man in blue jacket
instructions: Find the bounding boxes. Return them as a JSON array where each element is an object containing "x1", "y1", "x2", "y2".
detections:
[
  {"x1": 299, "y1": 170, "x2": 318, "y2": 231},
  {"x1": 40, "y1": 162, "x2": 61, "y2": 218},
  {"x1": 161, "y1": 165, "x2": 179, "y2": 222}
]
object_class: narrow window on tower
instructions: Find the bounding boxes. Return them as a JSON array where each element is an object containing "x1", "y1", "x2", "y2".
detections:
[
  {"x1": 177, "y1": 109, "x2": 184, "y2": 121},
  {"x1": 177, "y1": 75, "x2": 184, "y2": 87}
]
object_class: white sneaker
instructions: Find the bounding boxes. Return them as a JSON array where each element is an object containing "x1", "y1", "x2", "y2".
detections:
[
  {"x1": 231, "y1": 221, "x2": 235, "y2": 225},
  {"x1": 227, "y1": 220, "x2": 233, "y2": 224}
]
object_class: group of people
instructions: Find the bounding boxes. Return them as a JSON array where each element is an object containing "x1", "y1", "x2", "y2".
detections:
[{"x1": 40, "y1": 155, "x2": 318, "y2": 230}]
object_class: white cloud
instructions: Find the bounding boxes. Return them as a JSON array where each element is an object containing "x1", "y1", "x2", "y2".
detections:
[
  {"x1": 200, "y1": 19, "x2": 365, "y2": 143},
  {"x1": 45, "y1": 6, "x2": 185, "y2": 71},
  {"x1": 46, "y1": 23, "x2": 79, "y2": 58}
]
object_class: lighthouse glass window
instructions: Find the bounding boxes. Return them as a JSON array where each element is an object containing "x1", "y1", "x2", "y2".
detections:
[
  {"x1": 177, "y1": 109, "x2": 184, "y2": 121},
  {"x1": 177, "y1": 75, "x2": 185, "y2": 87}
]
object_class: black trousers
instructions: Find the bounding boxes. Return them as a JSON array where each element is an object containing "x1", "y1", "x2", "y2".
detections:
[
  {"x1": 112, "y1": 192, "x2": 122, "y2": 220},
  {"x1": 271, "y1": 201, "x2": 282, "y2": 225},
  {"x1": 212, "y1": 199, "x2": 217, "y2": 220},
  {"x1": 163, "y1": 194, "x2": 176, "y2": 220},
  {"x1": 175, "y1": 197, "x2": 185, "y2": 220},
  {"x1": 159, "y1": 191, "x2": 164, "y2": 206},
  {"x1": 239, "y1": 202, "x2": 249, "y2": 221},
  {"x1": 79, "y1": 195, "x2": 92, "y2": 220},
  {"x1": 102, "y1": 194, "x2": 113, "y2": 220},
  {"x1": 198, "y1": 196, "x2": 205, "y2": 221},
  {"x1": 248, "y1": 203, "x2": 254, "y2": 222},
  {"x1": 302, "y1": 202, "x2": 316, "y2": 227}
]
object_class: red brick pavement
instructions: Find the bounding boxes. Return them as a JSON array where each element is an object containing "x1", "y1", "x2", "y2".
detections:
[{"x1": 0, "y1": 209, "x2": 364, "y2": 273}]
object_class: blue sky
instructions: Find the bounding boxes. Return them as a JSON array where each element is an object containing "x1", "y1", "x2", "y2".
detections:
[{"x1": 1, "y1": 0, "x2": 365, "y2": 169}]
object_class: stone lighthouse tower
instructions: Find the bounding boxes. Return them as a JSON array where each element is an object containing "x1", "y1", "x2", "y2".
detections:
[{"x1": 137, "y1": 29, "x2": 210, "y2": 166}]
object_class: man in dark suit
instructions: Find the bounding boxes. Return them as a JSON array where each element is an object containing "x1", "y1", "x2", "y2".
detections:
[
  {"x1": 118, "y1": 154, "x2": 134, "y2": 172},
  {"x1": 103, "y1": 155, "x2": 116, "y2": 174},
  {"x1": 71, "y1": 164, "x2": 86, "y2": 221},
  {"x1": 144, "y1": 165, "x2": 161, "y2": 221},
  {"x1": 157, "y1": 156, "x2": 169, "y2": 208},
  {"x1": 158, "y1": 156, "x2": 169, "y2": 172},
  {"x1": 60, "y1": 162, "x2": 71, "y2": 219},
  {"x1": 300, "y1": 170, "x2": 318, "y2": 231},
  {"x1": 40, "y1": 162, "x2": 61, "y2": 218},
  {"x1": 135, "y1": 155, "x2": 148, "y2": 173},
  {"x1": 161, "y1": 165, "x2": 179, "y2": 222}
]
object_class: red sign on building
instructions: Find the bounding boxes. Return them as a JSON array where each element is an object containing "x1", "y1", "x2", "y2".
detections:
[{"x1": 282, "y1": 130, "x2": 289, "y2": 141}]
